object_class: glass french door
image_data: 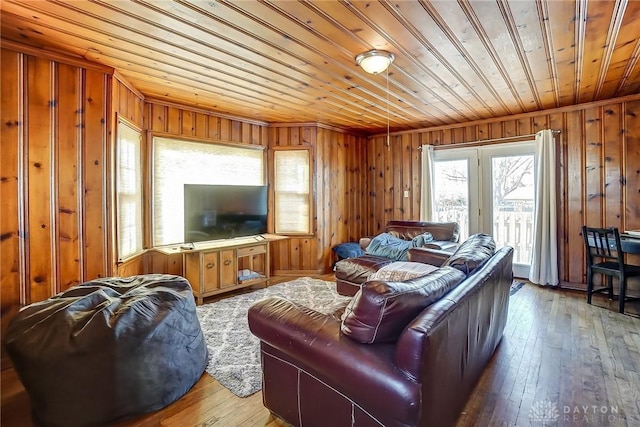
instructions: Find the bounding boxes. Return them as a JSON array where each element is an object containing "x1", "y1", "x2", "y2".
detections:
[{"x1": 432, "y1": 142, "x2": 536, "y2": 278}]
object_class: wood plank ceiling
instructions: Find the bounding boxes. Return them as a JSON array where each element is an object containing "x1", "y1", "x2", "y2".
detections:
[{"x1": 1, "y1": 0, "x2": 639, "y2": 133}]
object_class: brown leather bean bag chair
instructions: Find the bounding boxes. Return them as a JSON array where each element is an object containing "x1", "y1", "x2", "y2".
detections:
[{"x1": 4, "y1": 274, "x2": 208, "y2": 427}]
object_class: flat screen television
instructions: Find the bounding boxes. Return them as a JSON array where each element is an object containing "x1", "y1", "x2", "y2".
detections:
[{"x1": 183, "y1": 184, "x2": 267, "y2": 243}]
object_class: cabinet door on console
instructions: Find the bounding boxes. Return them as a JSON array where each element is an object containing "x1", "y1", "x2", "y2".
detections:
[
  {"x1": 202, "y1": 251, "x2": 220, "y2": 293},
  {"x1": 219, "y1": 249, "x2": 237, "y2": 288}
]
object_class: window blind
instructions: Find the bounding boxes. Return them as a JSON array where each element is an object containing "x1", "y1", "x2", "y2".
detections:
[
  {"x1": 153, "y1": 137, "x2": 264, "y2": 246},
  {"x1": 274, "y1": 149, "x2": 310, "y2": 234},
  {"x1": 116, "y1": 121, "x2": 143, "y2": 260}
]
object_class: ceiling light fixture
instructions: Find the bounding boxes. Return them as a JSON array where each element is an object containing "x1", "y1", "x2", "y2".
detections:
[
  {"x1": 355, "y1": 49, "x2": 395, "y2": 149},
  {"x1": 355, "y1": 50, "x2": 395, "y2": 74}
]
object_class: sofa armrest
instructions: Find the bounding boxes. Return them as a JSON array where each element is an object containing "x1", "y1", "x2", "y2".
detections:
[
  {"x1": 248, "y1": 297, "x2": 419, "y2": 419},
  {"x1": 407, "y1": 247, "x2": 452, "y2": 266}
]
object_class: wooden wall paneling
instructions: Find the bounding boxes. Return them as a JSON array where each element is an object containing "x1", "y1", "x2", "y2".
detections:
[
  {"x1": 346, "y1": 134, "x2": 361, "y2": 242},
  {"x1": 410, "y1": 133, "x2": 421, "y2": 219},
  {"x1": 116, "y1": 255, "x2": 145, "y2": 278},
  {"x1": 220, "y1": 118, "x2": 231, "y2": 141},
  {"x1": 289, "y1": 238, "x2": 301, "y2": 271},
  {"x1": 274, "y1": 239, "x2": 291, "y2": 272},
  {"x1": 624, "y1": 100, "x2": 640, "y2": 267},
  {"x1": 289, "y1": 127, "x2": 300, "y2": 145},
  {"x1": 301, "y1": 126, "x2": 312, "y2": 146},
  {"x1": 133, "y1": 92, "x2": 143, "y2": 126},
  {"x1": 181, "y1": 110, "x2": 194, "y2": 136},
  {"x1": 383, "y1": 137, "x2": 394, "y2": 225},
  {"x1": 336, "y1": 131, "x2": 346, "y2": 244},
  {"x1": 319, "y1": 128, "x2": 332, "y2": 270},
  {"x1": 477, "y1": 123, "x2": 489, "y2": 141},
  {"x1": 1, "y1": 49, "x2": 22, "y2": 361},
  {"x1": 111, "y1": 77, "x2": 145, "y2": 276},
  {"x1": 303, "y1": 126, "x2": 316, "y2": 271},
  {"x1": 167, "y1": 106, "x2": 181, "y2": 135},
  {"x1": 314, "y1": 129, "x2": 326, "y2": 268},
  {"x1": 231, "y1": 120, "x2": 241, "y2": 142},
  {"x1": 151, "y1": 103, "x2": 167, "y2": 133},
  {"x1": 344, "y1": 133, "x2": 354, "y2": 242},
  {"x1": 464, "y1": 125, "x2": 478, "y2": 142},
  {"x1": 118, "y1": 81, "x2": 129, "y2": 121},
  {"x1": 26, "y1": 55, "x2": 54, "y2": 302},
  {"x1": 112, "y1": 79, "x2": 121, "y2": 125},
  {"x1": 390, "y1": 135, "x2": 401, "y2": 220},
  {"x1": 431, "y1": 129, "x2": 444, "y2": 146},
  {"x1": 355, "y1": 134, "x2": 367, "y2": 240},
  {"x1": 278, "y1": 127, "x2": 289, "y2": 147},
  {"x1": 452, "y1": 128, "x2": 465, "y2": 145},
  {"x1": 625, "y1": 100, "x2": 640, "y2": 229},
  {"x1": 251, "y1": 125, "x2": 267, "y2": 146},
  {"x1": 517, "y1": 117, "x2": 533, "y2": 135},
  {"x1": 441, "y1": 129, "x2": 454, "y2": 146},
  {"x1": 195, "y1": 112, "x2": 207, "y2": 140},
  {"x1": 367, "y1": 138, "x2": 384, "y2": 232},
  {"x1": 603, "y1": 104, "x2": 623, "y2": 229},
  {"x1": 584, "y1": 106, "x2": 604, "y2": 227},
  {"x1": 82, "y1": 69, "x2": 108, "y2": 280},
  {"x1": 301, "y1": 237, "x2": 313, "y2": 271},
  {"x1": 562, "y1": 110, "x2": 584, "y2": 284},
  {"x1": 241, "y1": 122, "x2": 252, "y2": 144},
  {"x1": 503, "y1": 119, "x2": 518, "y2": 137},
  {"x1": 489, "y1": 122, "x2": 503, "y2": 140},
  {"x1": 548, "y1": 112, "x2": 567, "y2": 283},
  {"x1": 268, "y1": 126, "x2": 278, "y2": 147},
  {"x1": 532, "y1": 114, "x2": 549, "y2": 133},
  {"x1": 401, "y1": 134, "x2": 412, "y2": 219},
  {"x1": 208, "y1": 115, "x2": 220, "y2": 140},
  {"x1": 56, "y1": 63, "x2": 82, "y2": 291}
]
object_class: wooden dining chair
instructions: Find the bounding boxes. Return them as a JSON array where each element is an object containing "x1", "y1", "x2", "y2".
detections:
[{"x1": 582, "y1": 226, "x2": 640, "y2": 313}]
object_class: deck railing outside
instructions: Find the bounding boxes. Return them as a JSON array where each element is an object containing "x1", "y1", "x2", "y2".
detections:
[{"x1": 434, "y1": 203, "x2": 533, "y2": 264}]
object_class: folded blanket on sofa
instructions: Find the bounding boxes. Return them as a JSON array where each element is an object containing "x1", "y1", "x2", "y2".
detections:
[{"x1": 365, "y1": 232, "x2": 432, "y2": 261}]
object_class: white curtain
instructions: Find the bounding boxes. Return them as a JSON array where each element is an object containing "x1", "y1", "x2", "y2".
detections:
[
  {"x1": 420, "y1": 145, "x2": 435, "y2": 221},
  {"x1": 528, "y1": 130, "x2": 559, "y2": 286}
]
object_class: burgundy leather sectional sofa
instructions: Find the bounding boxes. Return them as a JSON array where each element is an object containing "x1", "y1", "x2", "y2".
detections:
[
  {"x1": 249, "y1": 233, "x2": 514, "y2": 427},
  {"x1": 335, "y1": 220, "x2": 462, "y2": 296}
]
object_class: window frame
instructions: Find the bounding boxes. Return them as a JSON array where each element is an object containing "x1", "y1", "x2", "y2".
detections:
[
  {"x1": 115, "y1": 117, "x2": 144, "y2": 262},
  {"x1": 150, "y1": 134, "x2": 266, "y2": 247},
  {"x1": 271, "y1": 146, "x2": 313, "y2": 236}
]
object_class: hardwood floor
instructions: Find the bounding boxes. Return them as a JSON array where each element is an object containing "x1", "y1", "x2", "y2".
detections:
[{"x1": 2, "y1": 277, "x2": 640, "y2": 427}]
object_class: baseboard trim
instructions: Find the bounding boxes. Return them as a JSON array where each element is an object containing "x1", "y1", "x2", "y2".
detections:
[{"x1": 272, "y1": 269, "x2": 325, "y2": 276}]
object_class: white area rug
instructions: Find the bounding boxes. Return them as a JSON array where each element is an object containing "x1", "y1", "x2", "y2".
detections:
[{"x1": 195, "y1": 277, "x2": 351, "y2": 397}]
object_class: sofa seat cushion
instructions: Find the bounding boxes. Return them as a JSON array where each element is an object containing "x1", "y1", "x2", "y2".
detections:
[
  {"x1": 341, "y1": 266, "x2": 466, "y2": 344},
  {"x1": 443, "y1": 233, "x2": 496, "y2": 275},
  {"x1": 368, "y1": 261, "x2": 438, "y2": 282},
  {"x1": 334, "y1": 255, "x2": 394, "y2": 284}
]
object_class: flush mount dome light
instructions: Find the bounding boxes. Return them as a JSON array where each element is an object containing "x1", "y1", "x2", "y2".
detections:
[{"x1": 355, "y1": 50, "x2": 395, "y2": 74}]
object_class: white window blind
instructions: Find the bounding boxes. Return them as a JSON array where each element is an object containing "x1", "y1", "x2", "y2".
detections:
[
  {"x1": 153, "y1": 137, "x2": 264, "y2": 246},
  {"x1": 274, "y1": 149, "x2": 310, "y2": 234},
  {"x1": 116, "y1": 121, "x2": 143, "y2": 260}
]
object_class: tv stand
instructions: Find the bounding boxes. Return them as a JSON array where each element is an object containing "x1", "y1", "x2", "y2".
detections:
[{"x1": 156, "y1": 234, "x2": 286, "y2": 304}]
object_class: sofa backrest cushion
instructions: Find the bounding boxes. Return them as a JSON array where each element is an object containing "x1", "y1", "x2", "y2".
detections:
[
  {"x1": 442, "y1": 233, "x2": 496, "y2": 275},
  {"x1": 341, "y1": 266, "x2": 466, "y2": 343},
  {"x1": 385, "y1": 220, "x2": 460, "y2": 242}
]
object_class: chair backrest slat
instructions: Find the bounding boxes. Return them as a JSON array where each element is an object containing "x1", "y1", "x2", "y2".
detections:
[{"x1": 582, "y1": 226, "x2": 625, "y2": 267}]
